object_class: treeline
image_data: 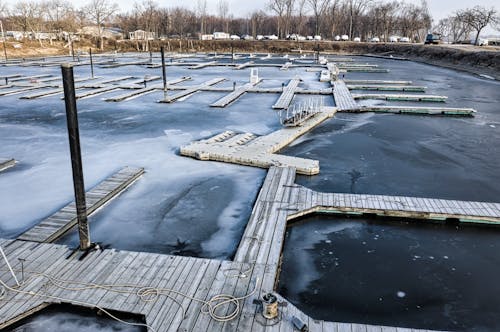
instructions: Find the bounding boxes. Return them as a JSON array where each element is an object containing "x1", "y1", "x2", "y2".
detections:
[{"x1": 0, "y1": 0, "x2": 497, "y2": 45}]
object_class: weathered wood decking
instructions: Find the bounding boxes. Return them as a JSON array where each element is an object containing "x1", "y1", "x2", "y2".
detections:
[
  {"x1": 344, "y1": 105, "x2": 476, "y2": 116},
  {"x1": 332, "y1": 81, "x2": 359, "y2": 111},
  {"x1": 272, "y1": 77, "x2": 301, "y2": 109},
  {"x1": 210, "y1": 82, "x2": 260, "y2": 108},
  {"x1": 180, "y1": 107, "x2": 337, "y2": 175},
  {"x1": 160, "y1": 78, "x2": 226, "y2": 103},
  {"x1": 0, "y1": 166, "x2": 452, "y2": 332},
  {"x1": 0, "y1": 158, "x2": 16, "y2": 172},
  {"x1": 352, "y1": 93, "x2": 448, "y2": 102},
  {"x1": 17, "y1": 167, "x2": 145, "y2": 243}
]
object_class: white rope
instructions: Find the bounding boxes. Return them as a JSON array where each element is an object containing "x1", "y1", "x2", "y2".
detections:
[{"x1": 0, "y1": 267, "x2": 260, "y2": 330}]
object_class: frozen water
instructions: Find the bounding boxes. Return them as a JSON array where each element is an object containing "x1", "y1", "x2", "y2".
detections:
[{"x1": 0, "y1": 54, "x2": 308, "y2": 258}]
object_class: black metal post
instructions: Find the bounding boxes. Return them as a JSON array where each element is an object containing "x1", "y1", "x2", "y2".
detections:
[
  {"x1": 161, "y1": 46, "x2": 167, "y2": 99},
  {"x1": 61, "y1": 64, "x2": 91, "y2": 251},
  {"x1": 70, "y1": 38, "x2": 75, "y2": 61},
  {"x1": 233, "y1": 81, "x2": 236, "y2": 91},
  {"x1": 89, "y1": 48, "x2": 94, "y2": 78}
]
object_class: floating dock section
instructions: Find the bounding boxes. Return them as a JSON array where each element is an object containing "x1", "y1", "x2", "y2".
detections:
[
  {"x1": 0, "y1": 158, "x2": 16, "y2": 172},
  {"x1": 17, "y1": 167, "x2": 145, "y2": 243},
  {"x1": 160, "y1": 78, "x2": 225, "y2": 103},
  {"x1": 332, "y1": 80, "x2": 359, "y2": 111},
  {"x1": 352, "y1": 93, "x2": 448, "y2": 102},
  {"x1": 344, "y1": 105, "x2": 476, "y2": 116},
  {"x1": 180, "y1": 107, "x2": 337, "y2": 175},
  {"x1": 271, "y1": 77, "x2": 301, "y2": 109},
  {"x1": 210, "y1": 82, "x2": 259, "y2": 107}
]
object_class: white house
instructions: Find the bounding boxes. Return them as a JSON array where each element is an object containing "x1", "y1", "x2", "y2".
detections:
[
  {"x1": 213, "y1": 32, "x2": 230, "y2": 40},
  {"x1": 200, "y1": 34, "x2": 213, "y2": 41},
  {"x1": 129, "y1": 30, "x2": 155, "y2": 41}
]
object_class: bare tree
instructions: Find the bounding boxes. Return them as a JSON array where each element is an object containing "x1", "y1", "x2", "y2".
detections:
[
  {"x1": 307, "y1": 0, "x2": 330, "y2": 36},
  {"x1": 12, "y1": 1, "x2": 46, "y2": 45},
  {"x1": 84, "y1": 0, "x2": 118, "y2": 50},
  {"x1": 0, "y1": 1, "x2": 8, "y2": 16},
  {"x1": 197, "y1": 0, "x2": 207, "y2": 35},
  {"x1": 457, "y1": 6, "x2": 498, "y2": 45},
  {"x1": 217, "y1": 0, "x2": 229, "y2": 32},
  {"x1": 434, "y1": 16, "x2": 472, "y2": 43},
  {"x1": 268, "y1": 0, "x2": 287, "y2": 38},
  {"x1": 43, "y1": 0, "x2": 77, "y2": 34}
]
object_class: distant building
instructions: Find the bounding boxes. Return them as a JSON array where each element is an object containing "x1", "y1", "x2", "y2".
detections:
[
  {"x1": 213, "y1": 32, "x2": 230, "y2": 40},
  {"x1": 200, "y1": 34, "x2": 214, "y2": 41},
  {"x1": 78, "y1": 26, "x2": 123, "y2": 39},
  {"x1": 129, "y1": 30, "x2": 155, "y2": 41}
]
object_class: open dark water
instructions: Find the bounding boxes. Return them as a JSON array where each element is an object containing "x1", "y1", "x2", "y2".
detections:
[
  {"x1": 5, "y1": 304, "x2": 145, "y2": 331},
  {"x1": 279, "y1": 57, "x2": 500, "y2": 331}
]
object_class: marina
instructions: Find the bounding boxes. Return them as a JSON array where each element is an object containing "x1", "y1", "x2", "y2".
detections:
[{"x1": 0, "y1": 51, "x2": 498, "y2": 332}]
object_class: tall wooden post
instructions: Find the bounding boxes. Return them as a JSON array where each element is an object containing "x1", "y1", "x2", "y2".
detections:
[{"x1": 61, "y1": 64, "x2": 91, "y2": 251}]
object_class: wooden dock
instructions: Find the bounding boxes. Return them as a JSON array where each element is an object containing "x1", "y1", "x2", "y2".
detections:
[
  {"x1": 352, "y1": 93, "x2": 448, "y2": 102},
  {"x1": 1, "y1": 166, "x2": 476, "y2": 331},
  {"x1": 347, "y1": 84, "x2": 426, "y2": 92},
  {"x1": 332, "y1": 81, "x2": 359, "y2": 111},
  {"x1": 0, "y1": 158, "x2": 16, "y2": 172},
  {"x1": 343, "y1": 105, "x2": 476, "y2": 116},
  {"x1": 17, "y1": 167, "x2": 145, "y2": 243},
  {"x1": 160, "y1": 78, "x2": 226, "y2": 103},
  {"x1": 210, "y1": 82, "x2": 259, "y2": 108},
  {"x1": 271, "y1": 77, "x2": 301, "y2": 109},
  {"x1": 180, "y1": 107, "x2": 337, "y2": 175},
  {"x1": 344, "y1": 79, "x2": 413, "y2": 85}
]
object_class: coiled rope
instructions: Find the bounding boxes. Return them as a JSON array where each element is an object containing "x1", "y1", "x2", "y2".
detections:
[{"x1": 0, "y1": 267, "x2": 259, "y2": 331}]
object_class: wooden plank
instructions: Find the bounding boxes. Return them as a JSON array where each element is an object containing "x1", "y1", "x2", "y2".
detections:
[
  {"x1": 174, "y1": 259, "x2": 221, "y2": 331},
  {"x1": 17, "y1": 167, "x2": 144, "y2": 243}
]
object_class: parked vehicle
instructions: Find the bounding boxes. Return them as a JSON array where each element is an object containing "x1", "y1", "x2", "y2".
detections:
[
  {"x1": 424, "y1": 33, "x2": 441, "y2": 44},
  {"x1": 370, "y1": 37, "x2": 380, "y2": 42},
  {"x1": 389, "y1": 36, "x2": 399, "y2": 42},
  {"x1": 341, "y1": 35, "x2": 349, "y2": 41},
  {"x1": 399, "y1": 37, "x2": 410, "y2": 43},
  {"x1": 474, "y1": 38, "x2": 489, "y2": 46},
  {"x1": 353, "y1": 37, "x2": 361, "y2": 42},
  {"x1": 241, "y1": 34, "x2": 254, "y2": 40},
  {"x1": 306, "y1": 36, "x2": 313, "y2": 40},
  {"x1": 334, "y1": 35, "x2": 340, "y2": 41},
  {"x1": 230, "y1": 35, "x2": 240, "y2": 40},
  {"x1": 265, "y1": 34, "x2": 278, "y2": 40},
  {"x1": 256, "y1": 35, "x2": 264, "y2": 40},
  {"x1": 314, "y1": 35, "x2": 322, "y2": 41}
]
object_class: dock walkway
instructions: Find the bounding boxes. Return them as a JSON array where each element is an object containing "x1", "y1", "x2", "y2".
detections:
[
  {"x1": 332, "y1": 80, "x2": 359, "y2": 111},
  {"x1": 272, "y1": 77, "x2": 301, "y2": 109},
  {"x1": 210, "y1": 82, "x2": 259, "y2": 107},
  {"x1": 181, "y1": 107, "x2": 337, "y2": 175},
  {"x1": 0, "y1": 166, "x2": 453, "y2": 332},
  {"x1": 0, "y1": 158, "x2": 16, "y2": 172},
  {"x1": 17, "y1": 167, "x2": 145, "y2": 243}
]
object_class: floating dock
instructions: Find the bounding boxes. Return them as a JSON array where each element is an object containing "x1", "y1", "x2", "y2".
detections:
[
  {"x1": 352, "y1": 93, "x2": 448, "y2": 102},
  {"x1": 347, "y1": 84, "x2": 426, "y2": 92},
  {"x1": 160, "y1": 78, "x2": 226, "y2": 103},
  {"x1": 343, "y1": 105, "x2": 476, "y2": 116},
  {"x1": 17, "y1": 167, "x2": 145, "y2": 243},
  {"x1": 0, "y1": 166, "x2": 457, "y2": 332},
  {"x1": 271, "y1": 77, "x2": 301, "y2": 109},
  {"x1": 210, "y1": 82, "x2": 259, "y2": 108},
  {"x1": 332, "y1": 81, "x2": 359, "y2": 111},
  {"x1": 180, "y1": 107, "x2": 337, "y2": 175},
  {"x1": 0, "y1": 158, "x2": 16, "y2": 172}
]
